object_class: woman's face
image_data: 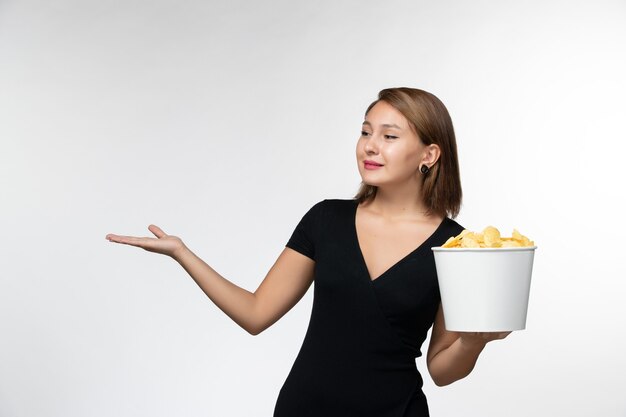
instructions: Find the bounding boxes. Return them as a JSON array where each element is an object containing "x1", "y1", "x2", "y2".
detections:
[{"x1": 356, "y1": 100, "x2": 430, "y2": 188}]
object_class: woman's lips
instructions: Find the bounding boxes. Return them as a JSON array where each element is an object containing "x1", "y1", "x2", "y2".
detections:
[{"x1": 364, "y1": 162, "x2": 383, "y2": 170}]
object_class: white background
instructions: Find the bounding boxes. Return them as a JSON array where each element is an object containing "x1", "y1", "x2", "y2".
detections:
[{"x1": 1, "y1": 1, "x2": 625, "y2": 416}]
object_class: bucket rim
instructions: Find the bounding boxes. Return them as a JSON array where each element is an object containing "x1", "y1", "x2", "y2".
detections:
[{"x1": 431, "y1": 246, "x2": 537, "y2": 252}]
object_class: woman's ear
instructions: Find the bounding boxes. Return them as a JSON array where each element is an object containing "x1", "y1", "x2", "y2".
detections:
[{"x1": 422, "y1": 144, "x2": 441, "y2": 166}]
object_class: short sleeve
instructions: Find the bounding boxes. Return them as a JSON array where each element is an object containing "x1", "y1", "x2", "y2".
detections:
[{"x1": 285, "y1": 200, "x2": 325, "y2": 261}]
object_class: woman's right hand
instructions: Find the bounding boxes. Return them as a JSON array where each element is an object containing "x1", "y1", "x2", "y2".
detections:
[{"x1": 106, "y1": 225, "x2": 186, "y2": 259}]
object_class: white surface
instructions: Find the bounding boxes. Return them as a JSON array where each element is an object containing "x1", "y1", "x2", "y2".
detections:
[
  {"x1": 433, "y1": 247, "x2": 536, "y2": 331},
  {"x1": 1, "y1": 1, "x2": 625, "y2": 416}
]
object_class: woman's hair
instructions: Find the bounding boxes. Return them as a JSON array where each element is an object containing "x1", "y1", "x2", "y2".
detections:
[{"x1": 353, "y1": 87, "x2": 463, "y2": 218}]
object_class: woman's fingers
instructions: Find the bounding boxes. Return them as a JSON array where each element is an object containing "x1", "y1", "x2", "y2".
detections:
[
  {"x1": 460, "y1": 331, "x2": 511, "y2": 338},
  {"x1": 106, "y1": 233, "x2": 154, "y2": 247},
  {"x1": 106, "y1": 225, "x2": 165, "y2": 244},
  {"x1": 106, "y1": 226, "x2": 183, "y2": 257},
  {"x1": 479, "y1": 331, "x2": 512, "y2": 341},
  {"x1": 105, "y1": 233, "x2": 127, "y2": 243},
  {"x1": 458, "y1": 330, "x2": 513, "y2": 347},
  {"x1": 148, "y1": 224, "x2": 166, "y2": 238}
]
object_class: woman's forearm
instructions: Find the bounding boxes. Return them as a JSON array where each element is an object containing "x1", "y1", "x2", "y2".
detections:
[
  {"x1": 173, "y1": 245, "x2": 259, "y2": 335},
  {"x1": 427, "y1": 337, "x2": 486, "y2": 386}
]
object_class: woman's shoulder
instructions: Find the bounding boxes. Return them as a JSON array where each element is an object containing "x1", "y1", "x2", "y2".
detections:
[
  {"x1": 307, "y1": 198, "x2": 356, "y2": 210},
  {"x1": 319, "y1": 197, "x2": 356, "y2": 207},
  {"x1": 303, "y1": 198, "x2": 355, "y2": 223},
  {"x1": 442, "y1": 216, "x2": 465, "y2": 236}
]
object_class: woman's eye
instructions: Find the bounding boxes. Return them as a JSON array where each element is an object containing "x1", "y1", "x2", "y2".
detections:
[
  {"x1": 384, "y1": 135, "x2": 398, "y2": 139},
  {"x1": 361, "y1": 131, "x2": 371, "y2": 137}
]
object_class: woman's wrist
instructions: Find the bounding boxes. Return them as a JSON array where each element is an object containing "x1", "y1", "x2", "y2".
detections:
[{"x1": 172, "y1": 242, "x2": 191, "y2": 263}]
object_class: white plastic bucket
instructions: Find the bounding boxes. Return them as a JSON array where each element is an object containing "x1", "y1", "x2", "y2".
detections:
[{"x1": 431, "y1": 246, "x2": 537, "y2": 332}]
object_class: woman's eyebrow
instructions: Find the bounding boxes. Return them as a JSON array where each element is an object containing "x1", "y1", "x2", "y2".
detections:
[{"x1": 362, "y1": 121, "x2": 402, "y2": 129}]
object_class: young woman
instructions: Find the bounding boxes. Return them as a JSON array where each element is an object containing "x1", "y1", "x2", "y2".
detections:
[{"x1": 106, "y1": 87, "x2": 509, "y2": 416}]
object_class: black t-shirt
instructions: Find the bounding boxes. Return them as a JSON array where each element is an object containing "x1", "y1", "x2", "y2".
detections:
[{"x1": 274, "y1": 198, "x2": 464, "y2": 417}]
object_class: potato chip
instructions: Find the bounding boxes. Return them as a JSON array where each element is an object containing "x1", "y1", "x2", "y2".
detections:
[
  {"x1": 442, "y1": 235, "x2": 459, "y2": 247},
  {"x1": 482, "y1": 226, "x2": 501, "y2": 247},
  {"x1": 512, "y1": 228, "x2": 534, "y2": 246},
  {"x1": 440, "y1": 226, "x2": 534, "y2": 248},
  {"x1": 461, "y1": 237, "x2": 481, "y2": 248},
  {"x1": 460, "y1": 232, "x2": 481, "y2": 248}
]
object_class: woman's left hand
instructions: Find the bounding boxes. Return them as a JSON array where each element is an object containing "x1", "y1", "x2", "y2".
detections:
[{"x1": 457, "y1": 331, "x2": 512, "y2": 349}]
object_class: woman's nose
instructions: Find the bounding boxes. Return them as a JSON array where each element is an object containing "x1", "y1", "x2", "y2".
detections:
[{"x1": 364, "y1": 136, "x2": 379, "y2": 153}]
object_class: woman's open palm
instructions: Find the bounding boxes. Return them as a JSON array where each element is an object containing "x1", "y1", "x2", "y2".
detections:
[{"x1": 106, "y1": 225, "x2": 185, "y2": 258}]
